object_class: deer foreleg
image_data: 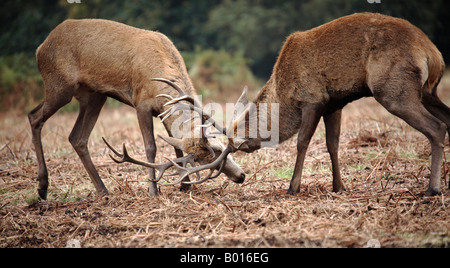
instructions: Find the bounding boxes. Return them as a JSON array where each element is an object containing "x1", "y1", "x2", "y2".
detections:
[
  {"x1": 324, "y1": 109, "x2": 346, "y2": 192},
  {"x1": 287, "y1": 104, "x2": 323, "y2": 194},
  {"x1": 136, "y1": 108, "x2": 159, "y2": 196}
]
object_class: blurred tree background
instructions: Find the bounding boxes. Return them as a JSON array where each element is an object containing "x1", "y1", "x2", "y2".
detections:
[{"x1": 1, "y1": 0, "x2": 449, "y2": 112}]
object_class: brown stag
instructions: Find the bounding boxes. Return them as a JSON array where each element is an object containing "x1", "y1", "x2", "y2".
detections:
[
  {"x1": 28, "y1": 19, "x2": 245, "y2": 200},
  {"x1": 142, "y1": 13, "x2": 448, "y2": 196},
  {"x1": 230, "y1": 12, "x2": 448, "y2": 196}
]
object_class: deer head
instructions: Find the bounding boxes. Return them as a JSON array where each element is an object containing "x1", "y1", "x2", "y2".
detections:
[{"x1": 103, "y1": 78, "x2": 246, "y2": 186}]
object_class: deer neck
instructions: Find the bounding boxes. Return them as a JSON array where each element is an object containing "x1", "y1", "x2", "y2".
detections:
[{"x1": 239, "y1": 75, "x2": 302, "y2": 149}]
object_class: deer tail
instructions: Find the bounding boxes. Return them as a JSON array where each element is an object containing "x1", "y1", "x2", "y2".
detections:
[{"x1": 424, "y1": 47, "x2": 445, "y2": 97}]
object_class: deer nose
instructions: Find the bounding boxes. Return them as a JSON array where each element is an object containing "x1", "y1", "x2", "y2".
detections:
[{"x1": 236, "y1": 173, "x2": 245, "y2": 183}]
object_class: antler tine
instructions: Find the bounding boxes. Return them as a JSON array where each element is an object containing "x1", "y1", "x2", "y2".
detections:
[
  {"x1": 181, "y1": 169, "x2": 215, "y2": 185},
  {"x1": 157, "y1": 102, "x2": 199, "y2": 122},
  {"x1": 157, "y1": 101, "x2": 228, "y2": 136},
  {"x1": 160, "y1": 158, "x2": 217, "y2": 186},
  {"x1": 103, "y1": 138, "x2": 136, "y2": 164},
  {"x1": 181, "y1": 154, "x2": 228, "y2": 185},
  {"x1": 159, "y1": 145, "x2": 233, "y2": 186},
  {"x1": 103, "y1": 137, "x2": 201, "y2": 183},
  {"x1": 158, "y1": 105, "x2": 178, "y2": 123},
  {"x1": 152, "y1": 78, "x2": 199, "y2": 107},
  {"x1": 103, "y1": 137, "x2": 123, "y2": 158},
  {"x1": 157, "y1": 102, "x2": 200, "y2": 123},
  {"x1": 158, "y1": 157, "x2": 195, "y2": 186},
  {"x1": 155, "y1": 93, "x2": 174, "y2": 101},
  {"x1": 103, "y1": 137, "x2": 173, "y2": 182},
  {"x1": 153, "y1": 77, "x2": 229, "y2": 136},
  {"x1": 153, "y1": 154, "x2": 199, "y2": 181},
  {"x1": 152, "y1": 78, "x2": 185, "y2": 96}
]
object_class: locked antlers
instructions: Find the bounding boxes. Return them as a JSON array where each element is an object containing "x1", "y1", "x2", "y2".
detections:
[
  {"x1": 102, "y1": 78, "x2": 234, "y2": 186},
  {"x1": 102, "y1": 137, "x2": 197, "y2": 182}
]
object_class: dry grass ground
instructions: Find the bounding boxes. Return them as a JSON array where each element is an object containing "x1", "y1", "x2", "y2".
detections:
[{"x1": 1, "y1": 77, "x2": 450, "y2": 248}]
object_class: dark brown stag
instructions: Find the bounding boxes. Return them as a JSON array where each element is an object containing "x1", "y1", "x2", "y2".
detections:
[
  {"x1": 230, "y1": 13, "x2": 448, "y2": 196},
  {"x1": 149, "y1": 13, "x2": 449, "y2": 196}
]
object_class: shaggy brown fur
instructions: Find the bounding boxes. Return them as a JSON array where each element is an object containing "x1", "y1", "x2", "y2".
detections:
[{"x1": 231, "y1": 13, "x2": 448, "y2": 196}]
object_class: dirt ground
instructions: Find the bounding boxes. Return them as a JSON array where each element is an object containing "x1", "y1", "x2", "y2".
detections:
[{"x1": 1, "y1": 82, "x2": 450, "y2": 248}]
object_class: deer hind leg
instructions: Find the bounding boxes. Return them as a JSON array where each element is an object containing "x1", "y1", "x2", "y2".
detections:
[
  {"x1": 28, "y1": 85, "x2": 73, "y2": 200},
  {"x1": 287, "y1": 103, "x2": 324, "y2": 194},
  {"x1": 324, "y1": 109, "x2": 346, "y2": 192},
  {"x1": 373, "y1": 82, "x2": 446, "y2": 196},
  {"x1": 69, "y1": 88, "x2": 108, "y2": 196},
  {"x1": 422, "y1": 92, "x2": 450, "y2": 190},
  {"x1": 422, "y1": 92, "x2": 450, "y2": 145}
]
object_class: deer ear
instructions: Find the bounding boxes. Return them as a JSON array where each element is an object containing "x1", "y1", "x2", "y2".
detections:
[
  {"x1": 232, "y1": 86, "x2": 249, "y2": 122},
  {"x1": 236, "y1": 86, "x2": 249, "y2": 107},
  {"x1": 232, "y1": 137, "x2": 249, "y2": 151},
  {"x1": 158, "y1": 135, "x2": 185, "y2": 151},
  {"x1": 207, "y1": 138, "x2": 225, "y2": 152}
]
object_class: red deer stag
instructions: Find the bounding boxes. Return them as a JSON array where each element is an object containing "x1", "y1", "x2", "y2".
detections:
[
  {"x1": 28, "y1": 19, "x2": 245, "y2": 200},
  {"x1": 230, "y1": 12, "x2": 449, "y2": 196},
  {"x1": 146, "y1": 13, "x2": 448, "y2": 196}
]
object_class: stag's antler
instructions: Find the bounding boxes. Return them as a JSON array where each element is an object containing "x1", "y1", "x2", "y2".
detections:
[
  {"x1": 103, "y1": 137, "x2": 233, "y2": 185},
  {"x1": 103, "y1": 137, "x2": 197, "y2": 182},
  {"x1": 154, "y1": 78, "x2": 224, "y2": 157},
  {"x1": 102, "y1": 78, "x2": 236, "y2": 186},
  {"x1": 162, "y1": 145, "x2": 232, "y2": 185},
  {"x1": 152, "y1": 78, "x2": 235, "y2": 183},
  {"x1": 153, "y1": 78, "x2": 227, "y2": 135},
  {"x1": 153, "y1": 78, "x2": 198, "y2": 107}
]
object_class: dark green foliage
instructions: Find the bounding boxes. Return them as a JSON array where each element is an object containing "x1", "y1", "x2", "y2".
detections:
[
  {"x1": 1, "y1": 0, "x2": 448, "y2": 76},
  {"x1": 0, "y1": 0, "x2": 448, "y2": 112}
]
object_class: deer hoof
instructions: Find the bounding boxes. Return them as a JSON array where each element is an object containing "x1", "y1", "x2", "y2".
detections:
[
  {"x1": 148, "y1": 183, "x2": 159, "y2": 197},
  {"x1": 286, "y1": 188, "x2": 299, "y2": 195},
  {"x1": 38, "y1": 188, "x2": 47, "y2": 200},
  {"x1": 332, "y1": 185, "x2": 346, "y2": 193},
  {"x1": 425, "y1": 187, "x2": 440, "y2": 196},
  {"x1": 179, "y1": 184, "x2": 191, "y2": 192}
]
